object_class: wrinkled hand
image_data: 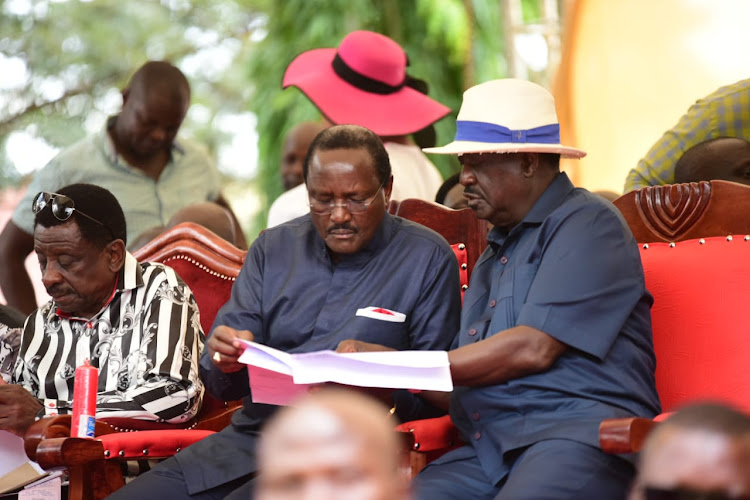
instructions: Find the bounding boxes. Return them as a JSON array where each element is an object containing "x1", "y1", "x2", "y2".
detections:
[
  {"x1": 335, "y1": 339, "x2": 396, "y2": 353},
  {"x1": 208, "y1": 325, "x2": 254, "y2": 373},
  {"x1": 0, "y1": 384, "x2": 43, "y2": 436}
]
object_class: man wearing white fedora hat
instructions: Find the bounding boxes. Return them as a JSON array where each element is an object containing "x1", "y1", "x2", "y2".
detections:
[{"x1": 350, "y1": 79, "x2": 661, "y2": 498}]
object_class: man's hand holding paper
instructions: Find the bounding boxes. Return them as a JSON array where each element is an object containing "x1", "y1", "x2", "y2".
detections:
[
  {"x1": 208, "y1": 325, "x2": 255, "y2": 374},
  {"x1": 236, "y1": 339, "x2": 452, "y2": 406},
  {"x1": 335, "y1": 339, "x2": 396, "y2": 354}
]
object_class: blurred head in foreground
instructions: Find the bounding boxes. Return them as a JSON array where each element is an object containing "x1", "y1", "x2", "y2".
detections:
[
  {"x1": 256, "y1": 388, "x2": 410, "y2": 500},
  {"x1": 629, "y1": 402, "x2": 750, "y2": 500}
]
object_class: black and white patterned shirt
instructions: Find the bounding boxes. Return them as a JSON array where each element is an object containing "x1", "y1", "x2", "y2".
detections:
[{"x1": 13, "y1": 252, "x2": 205, "y2": 424}]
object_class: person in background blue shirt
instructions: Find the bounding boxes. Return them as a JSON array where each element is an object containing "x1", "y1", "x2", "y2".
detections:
[{"x1": 109, "y1": 124, "x2": 461, "y2": 500}]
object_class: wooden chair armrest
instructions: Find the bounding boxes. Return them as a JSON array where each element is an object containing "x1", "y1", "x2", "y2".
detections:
[
  {"x1": 34, "y1": 437, "x2": 105, "y2": 470},
  {"x1": 25, "y1": 415, "x2": 117, "y2": 462},
  {"x1": 599, "y1": 417, "x2": 657, "y2": 454},
  {"x1": 25, "y1": 415, "x2": 73, "y2": 461}
]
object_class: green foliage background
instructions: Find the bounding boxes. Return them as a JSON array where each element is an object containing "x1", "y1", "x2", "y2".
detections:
[{"x1": 0, "y1": 0, "x2": 546, "y2": 242}]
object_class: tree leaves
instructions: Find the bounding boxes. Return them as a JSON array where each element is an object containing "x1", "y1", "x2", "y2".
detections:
[{"x1": 0, "y1": 0, "x2": 540, "y2": 241}]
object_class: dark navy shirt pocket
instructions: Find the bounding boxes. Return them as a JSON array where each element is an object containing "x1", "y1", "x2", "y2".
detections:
[
  {"x1": 487, "y1": 263, "x2": 538, "y2": 335},
  {"x1": 511, "y1": 263, "x2": 538, "y2": 320},
  {"x1": 350, "y1": 314, "x2": 410, "y2": 350},
  {"x1": 488, "y1": 268, "x2": 515, "y2": 334}
]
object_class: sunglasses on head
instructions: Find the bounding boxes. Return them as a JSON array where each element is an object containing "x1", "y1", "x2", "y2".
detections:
[{"x1": 32, "y1": 192, "x2": 109, "y2": 230}]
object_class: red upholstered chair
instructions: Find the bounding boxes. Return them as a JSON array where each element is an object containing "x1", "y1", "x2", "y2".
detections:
[
  {"x1": 600, "y1": 208, "x2": 750, "y2": 452},
  {"x1": 392, "y1": 198, "x2": 488, "y2": 303},
  {"x1": 23, "y1": 222, "x2": 246, "y2": 500},
  {"x1": 388, "y1": 199, "x2": 488, "y2": 476},
  {"x1": 396, "y1": 184, "x2": 750, "y2": 472},
  {"x1": 392, "y1": 198, "x2": 487, "y2": 280},
  {"x1": 601, "y1": 236, "x2": 750, "y2": 452}
]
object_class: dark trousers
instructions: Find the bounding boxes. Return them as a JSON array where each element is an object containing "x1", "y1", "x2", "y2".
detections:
[
  {"x1": 105, "y1": 456, "x2": 255, "y2": 500},
  {"x1": 414, "y1": 439, "x2": 635, "y2": 500}
]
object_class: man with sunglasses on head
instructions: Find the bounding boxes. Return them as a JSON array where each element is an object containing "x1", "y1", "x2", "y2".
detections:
[
  {"x1": 0, "y1": 183, "x2": 204, "y2": 437},
  {"x1": 109, "y1": 124, "x2": 461, "y2": 500},
  {"x1": 0, "y1": 60, "x2": 245, "y2": 317}
]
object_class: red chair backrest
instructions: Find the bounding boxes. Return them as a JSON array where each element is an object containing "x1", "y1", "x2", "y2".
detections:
[
  {"x1": 128, "y1": 222, "x2": 246, "y2": 430},
  {"x1": 615, "y1": 180, "x2": 750, "y2": 243},
  {"x1": 391, "y1": 199, "x2": 488, "y2": 300},
  {"x1": 639, "y1": 236, "x2": 750, "y2": 413},
  {"x1": 133, "y1": 222, "x2": 246, "y2": 334}
]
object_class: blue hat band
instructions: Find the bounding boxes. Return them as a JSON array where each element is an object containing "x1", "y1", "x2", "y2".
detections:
[{"x1": 455, "y1": 121, "x2": 560, "y2": 145}]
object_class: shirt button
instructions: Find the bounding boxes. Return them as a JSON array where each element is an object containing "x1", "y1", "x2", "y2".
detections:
[
  {"x1": 500, "y1": 256, "x2": 508, "y2": 264},
  {"x1": 468, "y1": 328, "x2": 477, "y2": 336},
  {"x1": 472, "y1": 411, "x2": 480, "y2": 421},
  {"x1": 474, "y1": 431, "x2": 482, "y2": 440},
  {"x1": 489, "y1": 300, "x2": 497, "y2": 308}
]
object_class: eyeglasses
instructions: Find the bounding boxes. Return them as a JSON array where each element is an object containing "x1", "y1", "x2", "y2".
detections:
[
  {"x1": 308, "y1": 182, "x2": 385, "y2": 215},
  {"x1": 645, "y1": 487, "x2": 750, "y2": 500},
  {"x1": 32, "y1": 192, "x2": 109, "y2": 229}
]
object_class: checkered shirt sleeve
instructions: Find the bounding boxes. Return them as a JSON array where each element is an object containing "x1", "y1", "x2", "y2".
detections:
[{"x1": 624, "y1": 79, "x2": 750, "y2": 192}]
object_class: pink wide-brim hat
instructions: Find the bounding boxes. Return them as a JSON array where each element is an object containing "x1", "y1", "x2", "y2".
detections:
[
  {"x1": 424, "y1": 79, "x2": 586, "y2": 159},
  {"x1": 282, "y1": 30, "x2": 451, "y2": 137}
]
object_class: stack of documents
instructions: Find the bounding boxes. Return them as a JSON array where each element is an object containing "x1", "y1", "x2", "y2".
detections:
[{"x1": 236, "y1": 340, "x2": 453, "y2": 405}]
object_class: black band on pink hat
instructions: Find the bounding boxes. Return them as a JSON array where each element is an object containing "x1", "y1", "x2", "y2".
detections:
[{"x1": 332, "y1": 54, "x2": 405, "y2": 95}]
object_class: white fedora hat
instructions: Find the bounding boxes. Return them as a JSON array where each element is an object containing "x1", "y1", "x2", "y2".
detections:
[{"x1": 424, "y1": 79, "x2": 586, "y2": 158}]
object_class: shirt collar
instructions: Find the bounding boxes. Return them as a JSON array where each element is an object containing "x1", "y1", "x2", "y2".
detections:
[
  {"x1": 102, "y1": 115, "x2": 184, "y2": 166},
  {"x1": 487, "y1": 172, "x2": 574, "y2": 248},
  {"x1": 119, "y1": 251, "x2": 144, "y2": 291},
  {"x1": 522, "y1": 172, "x2": 575, "y2": 224}
]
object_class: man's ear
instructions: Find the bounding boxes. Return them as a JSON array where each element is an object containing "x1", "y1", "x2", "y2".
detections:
[
  {"x1": 121, "y1": 87, "x2": 130, "y2": 106},
  {"x1": 106, "y1": 239, "x2": 127, "y2": 273},
  {"x1": 383, "y1": 175, "x2": 394, "y2": 204},
  {"x1": 521, "y1": 153, "x2": 541, "y2": 178}
]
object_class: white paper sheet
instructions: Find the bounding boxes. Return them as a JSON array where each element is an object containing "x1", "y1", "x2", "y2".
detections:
[
  {"x1": 19, "y1": 475, "x2": 61, "y2": 500},
  {"x1": 0, "y1": 431, "x2": 46, "y2": 494},
  {"x1": 236, "y1": 340, "x2": 453, "y2": 405}
]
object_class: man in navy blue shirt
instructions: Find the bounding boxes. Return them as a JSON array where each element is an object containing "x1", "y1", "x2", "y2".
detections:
[
  {"x1": 110, "y1": 124, "x2": 461, "y2": 500},
  {"x1": 403, "y1": 79, "x2": 660, "y2": 499}
]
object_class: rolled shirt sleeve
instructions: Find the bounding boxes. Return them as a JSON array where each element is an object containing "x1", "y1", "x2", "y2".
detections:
[{"x1": 516, "y1": 206, "x2": 646, "y2": 360}]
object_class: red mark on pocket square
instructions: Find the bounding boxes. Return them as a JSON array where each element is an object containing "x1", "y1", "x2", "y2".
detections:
[{"x1": 372, "y1": 308, "x2": 394, "y2": 315}]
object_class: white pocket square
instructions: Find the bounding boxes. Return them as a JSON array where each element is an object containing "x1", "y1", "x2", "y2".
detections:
[{"x1": 356, "y1": 306, "x2": 406, "y2": 323}]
